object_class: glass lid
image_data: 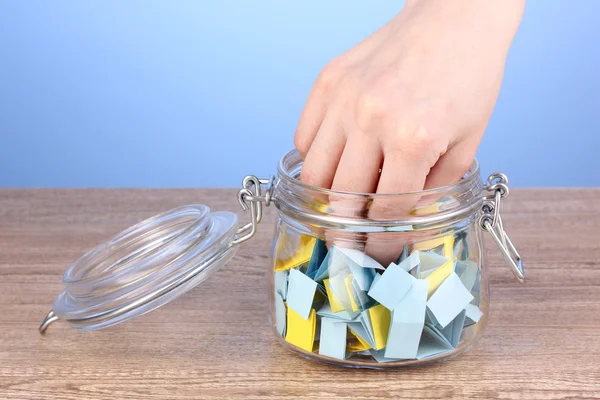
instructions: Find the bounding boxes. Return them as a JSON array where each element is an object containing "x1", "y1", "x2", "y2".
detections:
[{"x1": 40, "y1": 204, "x2": 239, "y2": 331}]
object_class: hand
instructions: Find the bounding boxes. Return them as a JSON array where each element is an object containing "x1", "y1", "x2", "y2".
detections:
[
  {"x1": 296, "y1": 0, "x2": 524, "y2": 195},
  {"x1": 294, "y1": 0, "x2": 525, "y2": 264}
]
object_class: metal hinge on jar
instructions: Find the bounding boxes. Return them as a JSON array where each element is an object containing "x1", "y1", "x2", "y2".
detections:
[
  {"x1": 233, "y1": 175, "x2": 275, "y2": 245},
  {"x1": 480, "y1": 173, "x2": 525, "y2": 283}
]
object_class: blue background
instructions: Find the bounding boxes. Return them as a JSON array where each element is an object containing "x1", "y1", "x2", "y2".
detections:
[{"x1": 0, "y1": 1, "x2": 598, "y2": 188}]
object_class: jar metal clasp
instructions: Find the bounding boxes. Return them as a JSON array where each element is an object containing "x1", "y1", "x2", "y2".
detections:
[
  {"x1": 480, "y1": 173, "x2": 525, "y2": 283},
  {"x1": 233, "y1": 175, "x2": 275, "y2": 245}
]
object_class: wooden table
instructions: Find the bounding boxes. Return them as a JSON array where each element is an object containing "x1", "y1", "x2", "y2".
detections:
[{"x1": 0, "y1": 189, "x2": 599, "y2": 399}]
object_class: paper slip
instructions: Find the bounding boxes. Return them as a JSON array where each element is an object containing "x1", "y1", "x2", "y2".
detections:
[
  {"x1": 367, "y1": 263, "x2": 416, "y2": 310},
  {"x1": 348, "y1": 330, "x2": 372, "y2": 351},
  {"x1": 414, "y1": 235, "x2": 454, "y2": 259},
  {"x1": 362, "y1": 304, "x2": 391, "y2": 350},
  {"x1": 348, "y1": 321, "x2": 375, "y2": 349},
  {"x1": 335, "y1": 247, "x2": 385, "y2": 271},
  {"x1": 323, "y1": 278, "x2": 344, "y2": 313},
  {"x1": 427, "y1": 272, "x2": 474, "y2": 328},
  {"x1": 328, "y1": 273, "x2": 360, "y2": 313},
  {"x1": 318, "y1": 318, "x2": 347, "y2": 360},
  {"x1": 439, "y1": 309, "x2": 467, "y2": 348},
  {"x1": 397, "y1": 251, "x2": 420, "y2": 273},
  {"x1": 384, "y1": 279, "x2": 429, "y2": 359},
  {"x1": 285, "y1": 307, "x2": 316, "y2": 352},
  {"x1": 425, "y1": 259, "x2": 455, "y2": 297},
  {"x1": 306, "y1": 239, "x2": 327, "y2": 279},
  {"x1": 275, "y1": 293, "x2": 287, "y2": 336},
  {"x1": 464, "y1": 303, "x2": 483, "y2": 327},
  {"x1": 347, "y1": 257, "x2": 376, "y2": 291},
  {"x1": 344, "y1": 275, "x2": 360, "y2": 312},
  {"x1": 351, "y1": 278, "x2": 373, "y2": 310},
  {"x1": 286, "y1": 268, "x2": 318, "y2": 320},
  {"x1": 274, "y1": 270, "x2": 288, "y2": 300},
  {"x1": 314, "y1": 246, "x2": 349, "y2": 282},
  {"x1": 455, "y1": 260, "x2": 479, "y2": 291},
  {"x1": 316, "y1": 303, "x2": 359, "y2": 321},
  {"x1": 396, "y1": 245, "x2": 409, "y2": 264},
  {"x1": 418, "y1": 251, "x2": 450, "y2": 278},
  {"x1": 274, "y1": 233, "x2": 316, "y2": 272},
  {"x1": 471, "y1": 272, "x2": 481, "y2": 306},
  {"x1": 369, "y1": 349, "x2": 403, "y2": 363},
  {"x1": 416, "y1": 325, "x2": 454, "y2": 360}
]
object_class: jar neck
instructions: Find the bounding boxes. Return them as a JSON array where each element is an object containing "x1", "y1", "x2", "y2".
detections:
[{"x1": 273, "y1": 150, "x2": 484, "y2": 235}]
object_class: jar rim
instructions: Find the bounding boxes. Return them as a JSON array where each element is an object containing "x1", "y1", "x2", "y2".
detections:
[{"x1": 277, "y1": 150, "x2": 480, "y2": 198}]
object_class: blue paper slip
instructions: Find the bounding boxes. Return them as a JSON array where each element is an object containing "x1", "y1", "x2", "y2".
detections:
[
  {"x1": 286, "y1": 268, "x2": 318, "y2": 320},
  {"x1": 275, "y1": 293, "x2": 287, "y2": 336},
  {"x1": 351, "y1": 278, "x2": 373, "y2": 310},
  {"x1": 336, "y1": 247, "x2": 385, "y2": 271},
  {"x1": 367, "y1": 263, "x2": 416, "y2": 310},
  {"x1": 317, "y1": 303, "x2": 360, "y2": 321},
  {"x1": 307, "y1": 239, "x2": 327, "y2": 279},
  {"x1": 397, "y1": 251, "x2": 420, "y2": 273},
  {"x1": 314, "y1": 246, "x2": 349, "y2": 282},
  {"x1": 369, "y1": 349, "x2": 403, "y2": 363},
  {"x1": 384, "y1": 280, "x2": 429, "y2": 359},
  {"x1": 371, "y1": 272, "x2": 382, "y2": 289},
  {"x1": 416, "y1": 325, "x2": 454, "y2": 360},
  {"x1": 347, "y1": 259, "x2": 376, "y2": 291},
  {"x1": 470, "y1": 270, "x2": 481, "y2": 306},
  {"x1": 427, "y1": 272, "x2": 474, "y2": 328},
  {"x1": 464, "y1": 303, "x2": 483, "y2": 326},
  {"x1": 396, "y1": 245, "x2": 409, "y2": 264},
  {"x1": 318, "y1": 317, "x2": 348, "y2": 360},
  {"x1": 274, "y1": 270, "x2": 289, "y2": 300},
  {"x1": 440, "y1": 309, "x2": 467, "y2": 348},
  {"x1": 348, "y1": 321, "x2": 375, "y2": 348},
  {"x1": 455, "y1": 260, "x2": 479, "y2": 291}
]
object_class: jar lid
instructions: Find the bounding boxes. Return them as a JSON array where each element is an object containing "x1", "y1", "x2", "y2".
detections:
[{"x1": 40, "y1": 204, "x2": 240, "y2": 332}]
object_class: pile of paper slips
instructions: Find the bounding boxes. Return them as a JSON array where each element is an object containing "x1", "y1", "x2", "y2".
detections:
[{"x1": 273, "y1": 232, "x2": 482, "y2": 362}]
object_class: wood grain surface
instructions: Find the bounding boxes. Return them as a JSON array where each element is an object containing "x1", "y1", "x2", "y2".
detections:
[{"x1": 0, "y1": 188, "x2": 599, "y2": 400}]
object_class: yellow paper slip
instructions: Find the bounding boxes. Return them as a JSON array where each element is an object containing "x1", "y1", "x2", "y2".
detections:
[
  {"x1": 425, "y1": 259, "x2": 454, "y2": 297},
  {"x1": 274, "y1": 233, "x2": 317, "y2": 272},
  {"x1": 324, "y1": 278, "x2": 344, "y2": 313},
  {"x1": 368, "y1": 304, "x2": 391, "y2": 350},
  {"x1": 413, "y1": 235, "x2": 455, "y2": 259},
  {"x1": 344, "y1": 275, "x2": 359, "y2": 312},
  {"x1": 285, "y1": 308, "x2": 317, "y2": 352},
  {"x1": 347, "y1": 330, "x2": 372, "y2": 351}
]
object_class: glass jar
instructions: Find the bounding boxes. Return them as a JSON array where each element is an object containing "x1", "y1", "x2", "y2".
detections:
[{"x1": 39, "y1": 150, "x2": 523, "y2": 369}]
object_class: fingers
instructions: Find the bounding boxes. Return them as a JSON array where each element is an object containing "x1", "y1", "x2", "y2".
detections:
[
  {"x1": 294, "y1": 86, "x2": 328, "y2": 158},
  {"x1": 424, "y1": 141, "x2": 478, "y2": 190},
  {"x1": 366, "y1": 140, "x2": 441, "y2": 266},
  {"x1": 299, "y1": 112, "x2": 346, "y2": 189},
  {"x1": 294, "y1": 61, "x2": 342, "y2": 158},
  {"x1": 324, "y1": 137, "x2": 383, "y2": 251},
  {"x1": 331, "y1": 137, "x2": 383, "y2": 194}
]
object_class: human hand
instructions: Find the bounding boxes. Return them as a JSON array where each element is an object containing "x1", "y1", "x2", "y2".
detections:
[
  {"x1": 294, "y1": 0, "x2": 525, "y2": 264},
  {"x1": 296, "y1": 0, "x2": 524, "y2": 196}
]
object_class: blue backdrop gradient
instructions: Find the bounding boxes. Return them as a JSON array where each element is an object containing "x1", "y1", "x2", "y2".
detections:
[{"x1": 0, "y1": 1, "x2": 598, "y2": 187}]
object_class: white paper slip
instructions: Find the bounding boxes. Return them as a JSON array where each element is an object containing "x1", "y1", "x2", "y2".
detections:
[
  {"x1": 440, "y1": 309, "x2": 467, "y2": 348},
  {"x1": 455, "y1": 260, "x2": 479, "y2": 291},
  {"x1": 397, "y1": 250, "x2": 420, "y2": 272},
  {"x1": 336, "y1": 247, "x2": 385, "y2": 271},
  {"x1": 317, "y1": 303, "x2": 360, "y2": 321}
]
